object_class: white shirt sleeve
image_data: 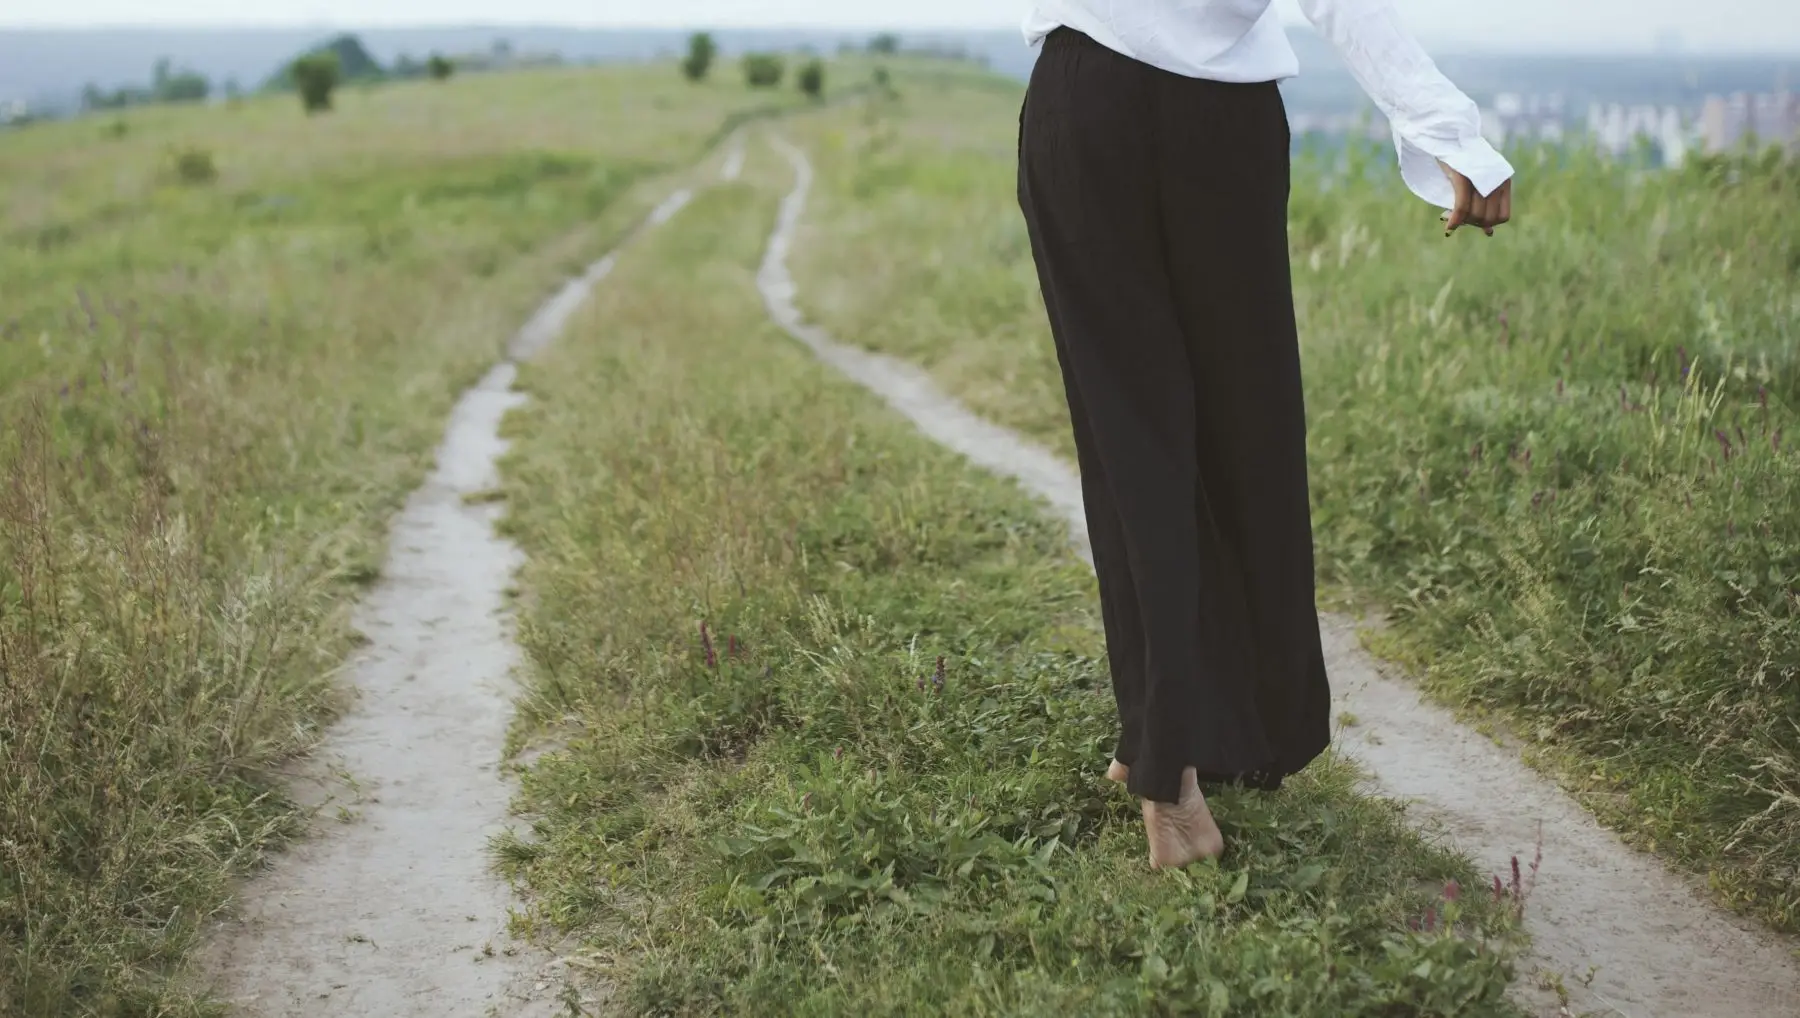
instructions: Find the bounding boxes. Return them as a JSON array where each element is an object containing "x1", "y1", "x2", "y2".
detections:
[{"x1": 1297, "y1": 0, "x2": 1515, "y2": 208}]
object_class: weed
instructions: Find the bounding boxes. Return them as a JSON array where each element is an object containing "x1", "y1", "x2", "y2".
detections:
[{"x1": 169, "y1": 146, "x2": 218, "y2": 185}]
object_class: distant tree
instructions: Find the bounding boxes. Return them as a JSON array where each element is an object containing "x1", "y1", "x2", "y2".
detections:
[
  {"x1": 682, "y1": 32, "x2": 717, "y2": 82},
  {"x1": 492, "y1": 38, "x2": 514, "y2": 59},
  {"x1": 798, "y1": 59, "x2": 825, "y2": 99},
  {"x1": 152, "y1": 59, "x2": 211, "y2": 103},
  {"x1": 268, "y1": 34, "x2": 381, "y2": 99},
  {"x1": 292, "y1": 52, "x2": 341, "y2": 113},
  {"x1": 868, "y1": 33, "x2": 901, "y2": 55},
  {"x1": 82, "y1": 82, "x2": 148, "y2": 111},
  {"x1": 743, "y1": 53, "x2": 784, "y2": 89},
  {"x1": 324, "y1": 34, "x2": 385, "y2": 79},
  {"x1": 428, "y1": 54, "x2": 455, "y2": 80}
]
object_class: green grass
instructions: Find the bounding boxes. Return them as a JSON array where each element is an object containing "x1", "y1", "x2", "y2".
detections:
[
  {"x1": 0, "y1": 62, "x2": 809, "y2": 1015},
  {"x1": 496, "y1": 146, "x2": 1526, "y2": 1015},
  {"x1": 785, "y1": 74, "x2": 1800, "y2": 931}
]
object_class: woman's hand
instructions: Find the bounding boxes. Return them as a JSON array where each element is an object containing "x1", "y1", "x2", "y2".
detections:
[{"x1": 1439, "y1": 161, "x2": 1513, "y2": 237}]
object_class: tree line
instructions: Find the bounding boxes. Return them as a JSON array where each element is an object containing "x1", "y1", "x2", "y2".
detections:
[{"x1": 79, "y1": 34, "x2": 491, "y2": 114}]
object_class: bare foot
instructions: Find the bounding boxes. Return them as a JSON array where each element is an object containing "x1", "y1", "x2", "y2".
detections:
[
  {"x1": 1142, "y1": 767, "x2": 1224, "y2": 869},
  {"x1": 1106, "y1": 758, "x2": 1129, "y2": 783}
]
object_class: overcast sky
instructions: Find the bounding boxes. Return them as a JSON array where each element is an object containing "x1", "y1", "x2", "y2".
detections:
[{"x1": 5, "y1": 1, "x2": 1799, "y2": 54}]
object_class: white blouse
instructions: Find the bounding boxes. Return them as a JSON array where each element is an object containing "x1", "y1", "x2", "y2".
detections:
[{"x1": 1023, "y1": 0, "x2": 1515, "y2": 209}]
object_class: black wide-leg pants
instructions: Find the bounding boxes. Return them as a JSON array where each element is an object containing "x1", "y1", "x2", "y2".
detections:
[{"x1": 1017, "y1": 28, "x2": 1332, "y2": 805}]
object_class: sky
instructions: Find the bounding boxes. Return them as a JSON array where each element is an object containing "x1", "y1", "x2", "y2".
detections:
[{"x1": 3, "y1": 0, "x2": 1800, "y2": 55}]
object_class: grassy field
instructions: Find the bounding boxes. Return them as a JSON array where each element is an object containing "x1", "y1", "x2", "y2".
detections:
[
  {"x1": 10, "y1": 44, "x2": 1787, "y2": 1015},
  {"x1": 0, "y1": 64, "x2": 806, "y2": 1014},
  {"x1": 495, "y1": 138, "x2": 1528, "y2": 1015},
  {"x1": 786, "y1": 71, "x2": 1800, "y2": 931}
]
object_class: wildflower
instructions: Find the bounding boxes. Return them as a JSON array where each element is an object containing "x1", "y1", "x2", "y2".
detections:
[
  {"x1": 932, "y1": 655, "x2": 946, "y2": 691},
  {"x1": 1442, "y1": 880, "x2": 1460, "y2": 902},
  {"x1": 1677, "y1": 345, "x2": 1690, "y2": 379},
  {"x1": 699, "y1": 620, "x2": 717, "y2": 670},
  {"x1": 833, "y1": 745, "x2": 844, "y2": 761},
  {"x1": 1715, "y1": 430, "x2": 1734, "y2": 461}
]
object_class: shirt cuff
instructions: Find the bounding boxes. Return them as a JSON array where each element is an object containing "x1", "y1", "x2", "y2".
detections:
[{"x1": 1393, "y1": 130, "x2": 1516, "y2": 209}]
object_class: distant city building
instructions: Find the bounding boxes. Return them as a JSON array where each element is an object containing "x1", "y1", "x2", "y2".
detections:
[
  {"x1": 1701, "y1": 89, "x2": 1799, "y2": 154},
  {"x1": 1295, "y1": 77, "x2": 1794, "y2": 170}
]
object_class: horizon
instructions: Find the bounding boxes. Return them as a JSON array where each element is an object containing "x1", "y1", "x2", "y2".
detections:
[
  {"x1": 4, "y1": 1, "x2": 1800, "y2": 58},
  {"x1": 3, "y1": 23, "x2": 1799, "y2": 60}
]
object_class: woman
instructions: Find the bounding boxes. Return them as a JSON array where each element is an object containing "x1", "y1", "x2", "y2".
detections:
[{"x1": 1016, "y1": 0, "x2": 1514, "y2": 869}]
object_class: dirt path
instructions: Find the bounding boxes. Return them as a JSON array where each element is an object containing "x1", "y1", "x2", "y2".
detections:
[
  {"x1": 206, "y1": 186, "x2": 695, "y2": 1018},
  {"x1": 758, "y1": 134, "x2": 1800, "y2": 1018},
  {"x1": 721, "y1": 136, "x2": 746, "y2": 182}
]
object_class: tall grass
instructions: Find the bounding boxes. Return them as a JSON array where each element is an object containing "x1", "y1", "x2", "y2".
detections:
[
  {"x1": 786, "y1": 77, "x2": 1800, "y2": 932},
  {"x1": 496, "y1": 158, "x2": 1526, "y2": 1014},
  {"x1": 0, "y1": 64, "x2": 804, "y2": 1014}
]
